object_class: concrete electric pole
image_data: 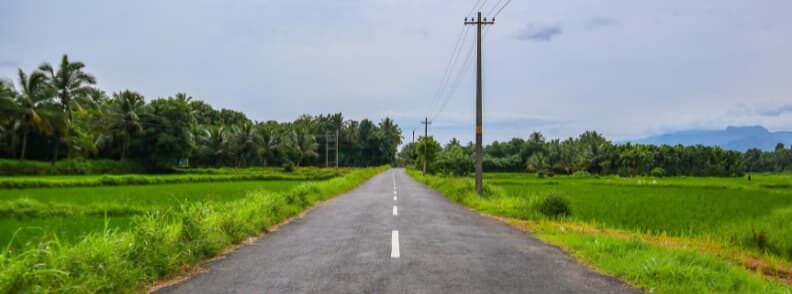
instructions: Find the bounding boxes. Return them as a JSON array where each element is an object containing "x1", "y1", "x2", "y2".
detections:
[
  {"x1": 465, "y1": 12, "x2": 494, "y2": 195},
  {"x1": 420, "y1": 117, "x2": 431, "y2": 175}
]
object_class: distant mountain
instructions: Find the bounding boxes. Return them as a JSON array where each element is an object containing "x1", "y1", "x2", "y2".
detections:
[{"x1": 632, "y1": 126, "x2": 792, "y2": 151}]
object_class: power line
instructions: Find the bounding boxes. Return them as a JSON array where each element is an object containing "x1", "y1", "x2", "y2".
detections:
[
  {"x1": 431, "y1": 35, "x2": 476, "y2": 121},
  {"x1": 429, "y1": 25, "x2": 471, "y2": 114},
  {"x1": 487, "y1": 0, "x2": 503, "y2": 16},
  {"x1": 467, "y1": 0, "x2": 482, "y2": 17},
  {"x1": 493, "y1": 0, "x2": 512, "y2": 18},
  {"x1": 474, "y1": 0, "x2": 489, "y2": 15},
  {"x1": 425, "y1": 0, "x2": 487, "y2": 123}
]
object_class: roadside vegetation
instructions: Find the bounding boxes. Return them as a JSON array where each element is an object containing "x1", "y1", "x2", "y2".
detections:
[
  {"x1": 0, "y1": 166, "x2": 387, "y2": 292},
  {"x1": 408, "y1": 170, "x2": 792, "y2": 293}
]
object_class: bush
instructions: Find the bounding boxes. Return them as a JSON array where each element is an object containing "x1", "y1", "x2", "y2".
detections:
[
  {"x1": 536, "y1": 195, "x2": 571, "y2": 219},
  {"x1": 282, "y1": 161, "x2": 295, "y2": 172},
  {"x1": 650, "y1": 167, "x2": 666, "y2": 178},
  {"x1": 572, "y1": 170, "x2": 591, "y2": 177}
]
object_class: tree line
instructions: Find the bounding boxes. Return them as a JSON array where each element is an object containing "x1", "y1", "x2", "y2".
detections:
[
  {"x1": 401, "y1": 131, "x2": 792, "y2": 177},
  {"x1": 0, "y1": 55, "x2": 402, "y2": 170}
]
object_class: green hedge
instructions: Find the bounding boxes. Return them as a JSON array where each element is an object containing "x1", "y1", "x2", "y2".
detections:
[{"x1": 0, "y1": 166, "x2": 388, "y2": 292}]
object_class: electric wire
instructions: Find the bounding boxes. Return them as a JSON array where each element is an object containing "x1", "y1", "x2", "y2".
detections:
[{"x1": 493, "y1": 0, "x2": 512, "y2": 18}]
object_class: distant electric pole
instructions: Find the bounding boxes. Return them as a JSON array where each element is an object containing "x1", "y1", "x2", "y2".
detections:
[
  {"x1": 326, "y1": 130, "x2": 339, "y2": 169},
  {"x1": 465, "y1": 11, "x2": 494, "y2": 195},
  {"x1": 420, "y1": 117, "x2": 431, "y2": 175},
  {"x1": 411, "y1": 129, "x2": 416, "y2": 166}
]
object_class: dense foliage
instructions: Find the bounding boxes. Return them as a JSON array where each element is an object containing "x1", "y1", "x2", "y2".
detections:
[
  {"x1": 402, "y1": 130, "x2": 792, "y2": 177},
  {"x1": 0, "y1": 55, "x2": 402, "y2": 170}
]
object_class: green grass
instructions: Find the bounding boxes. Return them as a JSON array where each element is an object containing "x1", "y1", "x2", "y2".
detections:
[
  {"x1": 485, "y1": 173, "x2": 792, "y2": 259},
  {"x1": 0, "y1": 167, "x2": 339, "y2": 188},
  {"x1": 407, "y1": 170, "x2": 792, "y2": 293},
  {"x1": 535, "y1": 224, "x2": 791, "y2": 293},
  {"x1": 0, "y1": 166, "x2": 387, "y2": 293},
  {"x1": 0, "y1": 180, "x2": 302, "y2": 249}
]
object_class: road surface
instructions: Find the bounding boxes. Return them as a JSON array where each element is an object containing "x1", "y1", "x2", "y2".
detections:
[{"x1": 157, "y1": 168, "x2": 634, "y2": 293}]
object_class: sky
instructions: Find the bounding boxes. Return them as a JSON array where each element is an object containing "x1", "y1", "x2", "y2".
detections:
[{"x1": 1, "y1": 0, "x2": 791, "y2": 145}]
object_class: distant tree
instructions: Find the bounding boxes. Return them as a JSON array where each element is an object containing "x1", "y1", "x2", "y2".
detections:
[
  {"x1": 231, "y1": 122, "x2": 261, "y2": 166},
  {"x1": 527, "y1": 152, "x2": 548, "y2": 173},
  {"x1": 136, "y1": 97, "x2": 195, "y2": 169},
  {"x1": 282, "y1": 125, "x2": 318, "y2": 167},
  {"x1": 38, "y1": 54, "x2": 96, "y2": 162},
  {"x1": 108, "y1": 91, "x2": 145, "y2": 160},
  {"x1": 436, "y1": 144, "x2": 473, "y2": 176},
  {"x1": 577, "y1": 131, "x2": 612, "y2": 173},
  {"x1": 219, "y1": 109, "x2": 250, "y2": 126},
  {"x1": 415, "y1": 136, "x2": 441, "y2": 174},
  {"x1": 14, "y1": 69, "x2": 61, "y2": 160},
  {"x1": 197, "y1": 125, "x2": 229, "y2": 166}
]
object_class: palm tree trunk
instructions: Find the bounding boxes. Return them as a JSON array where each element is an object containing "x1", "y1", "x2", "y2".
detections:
[
  {"x1": 121, "y1": 136, "x2": 128, "y2": 161},
  {"x1": 19, "y1": 130, "x2": 29, "y2": 161},
  {"x1": 52, "y1": 138, "x2": 59, "y2": 165}
]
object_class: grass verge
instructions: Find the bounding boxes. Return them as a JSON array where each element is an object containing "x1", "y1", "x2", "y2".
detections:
[
  {"x1": 0, "y1": 166, "x2": 387, "y2": 293},
  {"x1": 407, "y1": 169, "x2": 792, "y2": 293}
]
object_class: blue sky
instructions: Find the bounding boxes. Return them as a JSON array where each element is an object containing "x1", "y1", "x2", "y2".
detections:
[{"x1": 1, "y1": 0, "x2": 791, "y2": 144}]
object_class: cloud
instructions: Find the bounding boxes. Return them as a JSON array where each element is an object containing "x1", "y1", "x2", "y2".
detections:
[
  {"x1": 759, "y1": 105, "x2": 792, "y2": 117},
  {"x1": 584, "y1": 17, "x2": 617, "y2": 30},
  {"x1": 0, "y1": 61, "x2": 17, "y2": 69},
  {"x1": 513, "y1": 23, "x2": 563, "y2": 41}
]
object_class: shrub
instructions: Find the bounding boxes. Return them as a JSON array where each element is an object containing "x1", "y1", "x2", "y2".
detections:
[
  {"x1": 650, "y1": 167, "x2": 666, "y2": 178},
  {"x1": 536, "y1": 195, "x2": 571, "y2": 219},
  {"x1": 282, "y1": 161, "x2": 295, "y2": 172},
  {"x1": 572, "y1": 170, "x2": 591, "y2": 177}
]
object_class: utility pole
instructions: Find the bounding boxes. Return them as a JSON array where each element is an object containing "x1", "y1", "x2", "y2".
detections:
[
  {"x1": 326, "y1": 130, "x2": 339, "y2": 169},
  {"x1": 325, "y1": 132, "x2": 329, "y2": 168},
  {"x1": 335, "y1": 129, "x2": 339, "y2": 169},
  {"x1": 411, "y1": 129, "x2": 416, "y2": 166},
  {"x1": 465, "y1": 11, "x2": 494, "y2": 195},
  {"x1": 420, "y1": 118, "x2": 431, "y2": 175}
]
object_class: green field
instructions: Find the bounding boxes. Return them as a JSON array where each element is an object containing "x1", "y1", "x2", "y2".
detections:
[
  {"x1": 0, "y1": 167, "x2": 340, "y2": 250},
  {"x1": 485, "y1": 173, "x2": 792, "y2": 258},
  {"x1": 408, "y1": 170, "x2": 792, "y2": 292},
  {"x1": 0, "y1": 180, "x2": 306, "y2": 248},
  {"x1": 0, "y1": 167, "x2": 386, "y2": 292}
]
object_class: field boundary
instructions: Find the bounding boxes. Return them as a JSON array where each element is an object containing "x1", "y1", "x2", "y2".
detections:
[{"x1": 0, "y1": 171, "x2": 339, "y2": 189}]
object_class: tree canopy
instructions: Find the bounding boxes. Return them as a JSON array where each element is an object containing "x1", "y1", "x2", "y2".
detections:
[{"x1": 0, "y1": 55, "x2": 402, "y2": 170}]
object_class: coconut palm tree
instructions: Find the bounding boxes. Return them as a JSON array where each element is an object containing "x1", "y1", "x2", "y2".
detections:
[
  {"x1": 38, "y1": 55, "x2": 96, "y2": 162},
  {"x1": 198, "y1": 125, "x2": 229, "y2": 167},
  {"x1": 38, "y1": 55, "x2": 96, "y2": 121},
  {"x1": 231, "y1": 122, "x2": 260, "y2": 167},
  {"x1": 14, "y1": 69, "x2": 61, "y2": 160},
  {"x1": 108, "y1": 90, "x2": 145, "y2": 160},
  {"x1": 0, "y1": 80, "x2": 17, "y2": 124},
  {"x1": 282, "y1": 125, "x2": 318, "y2": 167}
]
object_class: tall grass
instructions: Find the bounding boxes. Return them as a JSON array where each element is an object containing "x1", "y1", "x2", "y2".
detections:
[{"x1": 0, "y1": 166, "x2": 387, "y2": 292}]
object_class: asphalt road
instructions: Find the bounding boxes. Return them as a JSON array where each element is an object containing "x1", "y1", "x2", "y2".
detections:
[{"x1": 157, "y1": 168, "x2": 635, "y2": 293}]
